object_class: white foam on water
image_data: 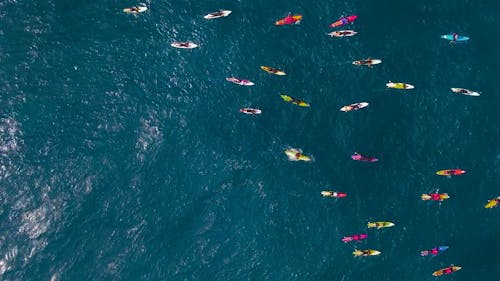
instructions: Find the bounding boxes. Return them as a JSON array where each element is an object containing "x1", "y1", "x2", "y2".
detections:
[
  {"x1": 0, "y1": 246, "x2": 18, "y2": 277},
  {"x1": 136, "y1": 114, "x2": 163, "y2": 163},
  {"x1": 5, "y1": 178, "x2": 67, "y2": 276},
  {"x1": 19, "y1": 206, "x2": 49, "y2": 240},
  {"x1": 0, "y1": 117, "x2": 22, "y2": 154},
  {"x1": 0, "y1": 259, "x2": 8, "y2": 276}
]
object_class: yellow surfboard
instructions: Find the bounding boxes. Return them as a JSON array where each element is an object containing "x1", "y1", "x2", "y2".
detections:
[
  {"x1": 484, "y1": 196, "x2": 500, "y2": 208},
  {"x1": 284, "y1": 148, "x2": 311, "y2": 162},
  {"x1": 432, "y1": 266, "x2": 461, "y2": 276},
  {"x1": 386, "y1": 81, "x2": 414, "y2": 89},
  {"x1": 280, "y1": 95, "x2": 310, "y2": 107},
  {"x1": 353, "y1": 249, "x2": 381, "y2": 256},
  {"x1": 367, "y1": 221, "x2": 395, "y2": 229},
  {"x1": 260, "y1": 66, "x2": 286, "y2": 75},
  {"x1": 436, "y1": 169, "x2": 466, "y2": 176}
]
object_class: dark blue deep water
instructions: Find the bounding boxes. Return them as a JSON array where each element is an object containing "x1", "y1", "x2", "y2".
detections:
[{"x1": 0, "y1": 0, "x2": 499, "y2": 280}]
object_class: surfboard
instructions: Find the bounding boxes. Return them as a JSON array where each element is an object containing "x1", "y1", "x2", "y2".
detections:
[
  {"x1": 352, "y1": 59, "x2": 382, "y2": 66},
  {"x1": 275, "y1": 15, "x2": 302, "y2": 26},
  {"x1": 203, "y1": 10, "x2": 232, "y2": 19},
  {"x1": 285, "y1": 148, "x2": 311, "y2": 162},
  {"x1": 484, "y1": 197, "x2": 500, "y2": 208},
  {"x1": 353, "y1": 249, "x2": 381, "y2": 256},
  {"x1": 226, "y1": 77, "x2": 254, "y2": 86},
  {"x1": 123, "y1": 6, "x2": 148, "y2": 14},
  {"x1": 340, "y1": 102, "x2": 369, "y2": 112},
  {"x1": 386, "y1": 82, "x2": 414, "y2": 89},
  {"x1": 321, "y1": 191, "x2": 347, "y2": 198},
  {"x1": 342, "y1": 234, "x2": 367, "y2": 243},
  {"x1": 239, "y1": 108, "x2": 261, "y2": 115},
  {"x1": 438, "y1": 246, "x2": 449, "y2": 252},
  {"x1": 260, "y1": 66, "x2": 286, "y2": 75},
  {"x1": 432, "y1": 266, "x2": 461, "y2": 276},
  {"x1": 330, "y1": 15, "x2": 357, "y2": 28},
  {"x1": 328, "y1": 30, "x2": 357, "y2": 37},
  {"x1": 421, "y1": 193, "x2": 450, "y2": 201},
  {"x1": 280, "y1": 95, "x2": 310, "y2": 107},
  {"x1": 441, "y1": 34, "x2": 469, "y2": 42},
  {"x1": 171, "y1": 42, "x2": 198, "y2": 49},
  {"x1": 367, "y1": 222, "x2": 395, "y2": 228},
  {"x1": 436, "y1": 169, "x2": 466, "y2": 176},
  {"x1": 351, "y1": 152, "x2": 378, "y2": 162},
  {"x1": 451, "y1": 88, "x2": 480, "y2": 96}
]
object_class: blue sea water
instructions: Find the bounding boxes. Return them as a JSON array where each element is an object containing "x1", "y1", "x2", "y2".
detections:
[{"x1": 0, "y1": 0, "x2": 499, "y2": 280}]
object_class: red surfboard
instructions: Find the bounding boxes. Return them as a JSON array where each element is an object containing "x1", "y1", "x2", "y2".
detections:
[{"x1": 330, "y1": 15, "x2": 357, "y2": 28}]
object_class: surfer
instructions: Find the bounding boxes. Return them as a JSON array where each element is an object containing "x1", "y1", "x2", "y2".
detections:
[
  {"x1": 267, "y1": 67, "x2": 279, "y2": 74},
  {"x1": 342, "y1": 234, "x2": 367, "y2": 243},
  {"x1": 362, "y1": 58, "x2": 373, "y2": 66},
  {"x1": 329, "y1": 30, "x2": 357, "y2": 37},
  {"x1": 354, "y1": 58, "x2": 374, "y2": 67},
  {"x1": 211, "y1": 10, "x2": 224, "y2": 17},
  {"x1": 288, "y1": 97, "x2": 301, "y2": 105},
  {"x1": 338, "y1": 31, "x2": 352, "y2": 36},
  {"x1": 421, "y1": 193, "x2": 449, "y2": 201},
  {"x1": 239, "y1": 108, "x2": 261, "y2": 115},
  {"x1": 283, "y1": 13, "x2": 300, "y2": 25},
  {"x1": 443, "y1": 266, "x2": 456, "y2": 274},
  {"x1": 178, "y1": 42, "x2": 191, "y2": 47},
  {"x1": 352, "y1": 235, "x2": 364, "y2": 241},
  {"x1": 433, "y1": 265, "x2": 461, "y2": 276},
  {"x1": 422, "y1": 246, "x2": 449, "y2": 256},
  {"x1": 429, "y1": 193, "x2": 441, "y2": 200},
  {"x1": 346, "y1": 104, "x2": 360, "y2": 111},
  {"x1": 351, "y1": 152, "x2": 378, "y2": 162},
  {"x1": 351, "y1": 152, "x2": 363, "y2": 160},
  {"x1": 321, "y1": 191, "x2": 347, "y2": 198}
]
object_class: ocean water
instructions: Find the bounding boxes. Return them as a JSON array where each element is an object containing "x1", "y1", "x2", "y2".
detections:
[{"x1": 0, "y1": 0, "x2": 499, "y2": 280}]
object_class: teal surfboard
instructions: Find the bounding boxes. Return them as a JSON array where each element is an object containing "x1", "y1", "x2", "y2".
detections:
[{"x1": 440, "y1": 34, "x2": 469, "y2": 42}]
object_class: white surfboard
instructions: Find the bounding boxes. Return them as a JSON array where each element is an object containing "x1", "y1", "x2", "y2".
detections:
[
  {"x1": 451, "y1": 88, "x2": 480, "y2": 96},
  {"x1": 226, "y1": 77, "x2": 254, "y2": 86},
  {"x1": 204, "y1": 10, "x2": 232, "y2": 19},
  {"x1": 239, "y1": 108, "x2": 262, "y2": 115},
  {"x1": 123, "y1": 6, "x2": 148, "y2": 14},
  {"x1": 328, "y1": 30, "x2": 357, "y2": 37},
  {"x1": 352, "y1": 59, "x2": 382, "y2": 66},
  {"x1": 171, "y1": 42, "x2": 199, "y2": 49},
  {"x1": 340, "y1": 102, "x2": 369, "y2": 112}
]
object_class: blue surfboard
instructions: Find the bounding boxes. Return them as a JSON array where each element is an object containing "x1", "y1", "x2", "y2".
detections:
[
  {"x1": 438, "y1": 246, "x2": 449, "y2": 251},
  {"x1": 441, "y1": 34, "x2": 469, "y2": 42}
]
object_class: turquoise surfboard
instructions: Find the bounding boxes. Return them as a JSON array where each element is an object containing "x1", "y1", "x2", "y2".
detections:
[{"x1": 440, "y1": 34, "x2": 469, "y2": 42}]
